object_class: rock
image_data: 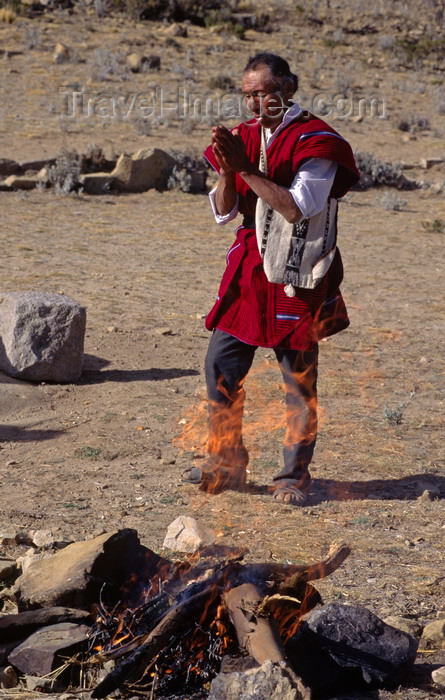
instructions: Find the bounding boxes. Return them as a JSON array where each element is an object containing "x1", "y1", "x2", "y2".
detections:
[
  {"x1": 422, "y1": 619, "x2": 445, "y2": 645},
  {"x1": 13, "y1": 529, "x2": 168, "y2": 611},
  {"x1": 418, "y1": 488, "x2": 439, "y2": 502},
  {"x1": 166, "y1": 22, "x2": 188, "y2": 37},
  {"x1": 16, "y1": 548, "x2": 48, "y2": 576},
  {"x1": 0, "y1": 158, "x2": 20, "y2": 176},
  {"x1": 143, "y1": 54, "x2": 160, "y2": 70},
  {"x1": 3, "y1": 174, "x2": 40, "y2": 190},
  {"x1": 0, "y1": 556, "x2": 18, "y2": 583},
  {"x1": 37, "y1": 166, "x2": 49, "y2": 184},
  {"x1": 230, "y1": 11, "x2": 265, "y2": 29},
  {"x1": 126, "y1": 52, "x2": 144, "y2": 73},
  {"x1": 0, "y1": 530, "x2": 16, "y2": 547},
  {"x1": 20, "y1": 158, "x2": 57, "y2": 172},
  {"x1": 163, "y1": 515, "x2": 216, "y2": 553},
  {"x1": 419, "y1": 157, "x2": 444, "y2": 169},
  {"x1": 23, "y1": 674, "x2": 62, "y2": 692},
  {"x1": 0, "y1": 291, "x2": 86, "y2": 383},
  {"x1": 8, "y1": 622, "x2": 89, "y2": 676},
  {"x1": 401, "y1": 161, "x2": 416, "y2": 169},
  {"x1": 414, "y1": 480, "x2": 440, "y2": 497},
  {"x1": 289, "y1": 604, "x2": 418, "y2": 689},
  {"x1": 209, "y1": 660, "x2": 310, "y2": 700},
  {"x1": 432, "y1": 666, "x2": 445, "y2": 692},
  {"x1": 53, "y1": 43, "x2": 70, "y2": 63},
  {"x1": 383, "y1": 615, "x2": 423, "y2": 637},
  {"x1": 15, "y1": 531, "x2": 34, "y2": 546},
  {"x1": 126, "y1": 52, "x2": 160, "y2": 73},
  {"x1": 79, "y1": 172, "x2": 115, "y2": 195},
  {"x1": 0, "y1": 606, "x2": 93, "y2": 643},
  {"x1": 0, "y1": 665, "x2": 18, "y2": 689},
  {"x1": 111, "y1": 148, "x2": 176, "y2": 192},
  {"x1": 30, "y1": 529, "x2": 55, "y2": 549},
  {"x1": 0, "y1": 593, "x2": 18, "y2": 615}
]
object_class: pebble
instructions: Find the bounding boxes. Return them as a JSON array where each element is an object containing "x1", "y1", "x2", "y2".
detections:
[
  {"x1": 432, "y1": 666, "x2": 445, "y2": 692},
  {"x1": 30, "y1": 529, "x2": 55, "y2": 549},
  {"x1": 383, "y1": 615, "x2": 423, "y2": 637},
  {"x1": 0, "y1": 530, "x2": 16, "y2": 546},
  {"x1": 422, "y1": 619, "x2": 445, "y2": 645},
  {"x1": 0, "y1": 666, "x2": 18, "y2": 689}
]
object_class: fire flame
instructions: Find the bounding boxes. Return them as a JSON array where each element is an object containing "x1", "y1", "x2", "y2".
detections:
[{"x1": 174, "y1": 357, "x2": 322, "y2": 488}]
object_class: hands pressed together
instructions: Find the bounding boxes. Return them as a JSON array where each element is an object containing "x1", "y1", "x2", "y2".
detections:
[{"x1": 211, "y1": 125, "x2": 252, "y2": 175}]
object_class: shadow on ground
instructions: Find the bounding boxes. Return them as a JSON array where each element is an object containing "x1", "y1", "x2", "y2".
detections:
[
  {"x1": 81, "y1": 354, "x2": 200, "y2": 383},
  {"x1": 80, "y1": 367, "x2": 200, "y2": 384},
  {"x1": 240, "y1": 474, "x2": 444, "y2": 503},
  {"x1": 310, "y1": 474, "x2": 445, "y2": 504},
  {"x1": 0, "y1": 424, "x2": 65, "y2": 442}
]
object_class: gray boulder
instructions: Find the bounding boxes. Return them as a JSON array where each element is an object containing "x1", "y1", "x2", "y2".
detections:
[
  {"x1": 8, "y1": 622, "x2": 89, "y2": 676},
  {"x1": 0, "y1": 291, "x2": 86, "y2": 382},
  {"x1": 287, "y1": 603, "x2": 418, "y2": 690}
]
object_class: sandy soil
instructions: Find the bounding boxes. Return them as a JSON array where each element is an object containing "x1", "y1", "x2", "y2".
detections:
[{"x1": 1, "y1": 2, "x2": 445, "y2": 697}]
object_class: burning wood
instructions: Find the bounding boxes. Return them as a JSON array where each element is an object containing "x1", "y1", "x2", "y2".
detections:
[{"x1": 90, "y1": 542, "x2": 350, "y2": 698}]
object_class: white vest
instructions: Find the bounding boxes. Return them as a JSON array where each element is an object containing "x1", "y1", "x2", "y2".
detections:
[{"x1": 255, "y1": 126, "x2": 338, "y2": 296}]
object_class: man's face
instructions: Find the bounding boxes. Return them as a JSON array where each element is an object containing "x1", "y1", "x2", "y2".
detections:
[{"x1": 241, "y1": 65, "x2": 293, "y2": 130}]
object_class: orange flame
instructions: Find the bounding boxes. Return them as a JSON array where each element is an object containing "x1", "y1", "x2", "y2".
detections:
[{"x1": 174, "y1": 356, "x2": 321, "y2": 492}]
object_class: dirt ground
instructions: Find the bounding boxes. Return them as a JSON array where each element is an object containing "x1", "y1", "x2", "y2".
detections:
[{"x1": 1, "y1": 1, "x2": 445, "y2": 697}]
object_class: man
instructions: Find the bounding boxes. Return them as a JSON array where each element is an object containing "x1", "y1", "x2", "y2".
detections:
[{"x1": 182, "y1": 53, "x2": 359, "y2": 506}]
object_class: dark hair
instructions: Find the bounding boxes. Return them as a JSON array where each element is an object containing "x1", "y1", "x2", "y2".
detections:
[{"x1": 243, "y1": 53, "x2": 298, "y2": 93}]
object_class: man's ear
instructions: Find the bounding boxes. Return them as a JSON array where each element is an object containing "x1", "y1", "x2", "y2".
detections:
[{"x1": 282, "y1": 77, "x2": 295, "y2": 101}]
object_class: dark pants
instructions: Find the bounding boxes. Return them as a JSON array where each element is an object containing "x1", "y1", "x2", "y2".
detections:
[{"x1": 204, "y1": 329, "x2": 318, "y2": 488}]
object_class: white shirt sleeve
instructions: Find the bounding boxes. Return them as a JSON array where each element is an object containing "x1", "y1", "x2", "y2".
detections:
[
  {"x1": 208, "y1": 186, "x2": 239, "y2": 225},
  {"x1": 289, "y1": 158, "x2": 337, "y2": 219},
  {"x1": 208, "y1": 157, "x2": 337, "y2": 224}
]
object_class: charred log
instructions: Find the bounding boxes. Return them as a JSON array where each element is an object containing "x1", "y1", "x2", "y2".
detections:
[{"x1": 223, "y1": 583, "x2": 287, "y2": 665}]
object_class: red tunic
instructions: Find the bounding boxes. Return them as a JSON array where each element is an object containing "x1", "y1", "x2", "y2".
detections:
[{"x1": 204, "y1": 114, "x2": 360, "y2": 350}]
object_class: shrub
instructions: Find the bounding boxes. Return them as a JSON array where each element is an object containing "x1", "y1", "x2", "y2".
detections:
[
  {"x1": 421, "y1": 218, "x2": 445, "y2": 233},
  {"x1": 90, "y1": 48, "x2": 127, "y2": 82},
  {"x1": 397, "y1": 114, "x2": 430, "y2": 133},
  {"x1": 208, "y1": 74, "x2": 236, "y2": 91},
  {"x1": 354, "y1": 151, "x2": 416, "y2": 190},
  {"x1": 47, "y1": 150, "x2": 82, "y2": 194},
  {"x1": 384, "y1": 403, "x2": 404, "y2": 425},
  {"x1": 377, "y1": 192, "x2": 407, "y2": 211},
  {"x1": 138, "y1": 0, "x2": 234, "y2": 25},
  {"x1": 80, "y1": 144, "x2": 108, "y2": 173},
  {"x1": 133, "y1": 117, "x2": 152, "y2": 136},
  {"x1": 167, "y1": 149, "x2": 207, "y2": 193},
  {"x1": 377, "y1": 34, "x2": 395, "y2": 50},
  {"x1": 74, "y1": 446, "x2": 102, "y2": 458},
  {"x1": 22, "y1": 24, "x2": 42, "y2": 49}
]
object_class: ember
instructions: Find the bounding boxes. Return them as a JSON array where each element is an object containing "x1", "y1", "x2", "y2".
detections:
[{"x1": 89, "y1": 542, "x2": 350, "y2": 698}]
